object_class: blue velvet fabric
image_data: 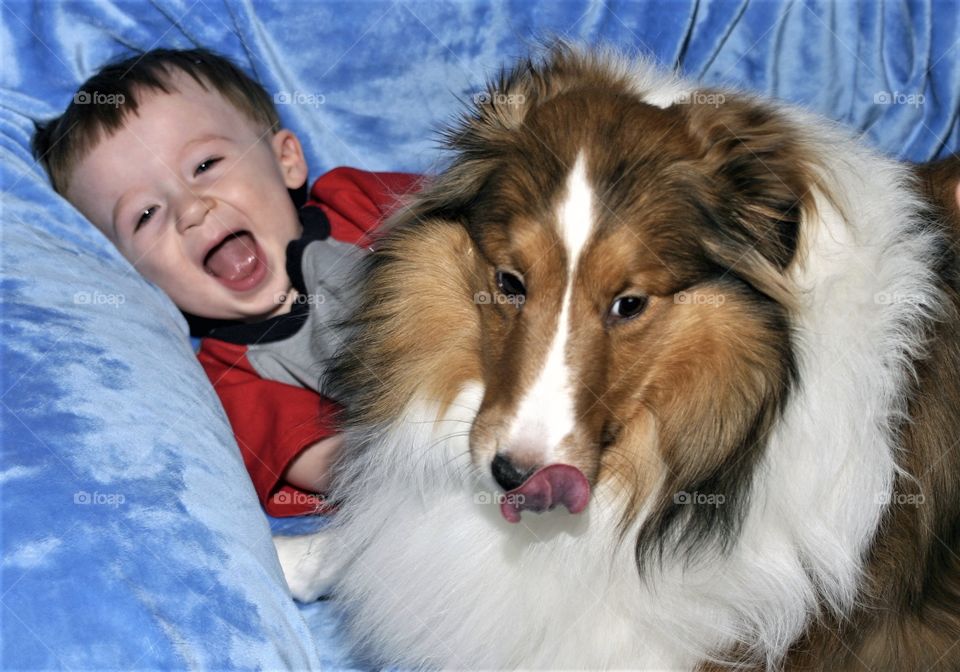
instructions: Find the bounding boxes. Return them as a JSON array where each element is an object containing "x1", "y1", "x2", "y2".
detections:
[{"x1": 1, "y1": 1, "x2": 957, "y2": 669}]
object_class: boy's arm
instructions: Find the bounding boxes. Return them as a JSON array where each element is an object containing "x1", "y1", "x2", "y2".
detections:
[
  {"x1": 284, "y1": 433, "x2": 343, "y2": 492},
  {"x1": 196, "y1": 338, "x2": 341, "y2": 517}
]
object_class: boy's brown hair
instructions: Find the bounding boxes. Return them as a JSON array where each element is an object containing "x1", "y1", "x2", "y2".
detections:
[{"x1": 33, "y1": 47, "x2": 281, "y2": 194}]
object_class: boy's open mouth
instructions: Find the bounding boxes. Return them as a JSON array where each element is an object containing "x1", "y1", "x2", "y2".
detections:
[{"x1": 203, "y1": 230, "x2": 268, "y2": 292}]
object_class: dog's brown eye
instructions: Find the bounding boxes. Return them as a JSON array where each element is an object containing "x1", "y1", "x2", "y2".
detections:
[
  {"x1": 609, "y1": 295, "x2": 648, "y2": 321},
  {"x1": 496, "y1": 270, "x2": 526, "y2": 299}
]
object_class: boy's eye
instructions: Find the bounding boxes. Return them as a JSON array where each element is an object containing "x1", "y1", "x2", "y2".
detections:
[
  {"x1": 134, "y1": 206, "x2": 157, "y2": 232},
  {"x1": 195, "y1": 157, "x2": 222, "y2": 176}
]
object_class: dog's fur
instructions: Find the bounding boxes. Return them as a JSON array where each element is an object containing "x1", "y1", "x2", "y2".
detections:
[{"x1": 276, "y1": 47, "x2": 960, "y2": 670}]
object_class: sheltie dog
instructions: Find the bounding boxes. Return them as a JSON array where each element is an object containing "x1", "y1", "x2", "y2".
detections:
[{"x1": 276, "y1": 45, "x2": 960, "y2": 670}]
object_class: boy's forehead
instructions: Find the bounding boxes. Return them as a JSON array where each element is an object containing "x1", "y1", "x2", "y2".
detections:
[
  {"x1": 80, "y1": 71, "x2": 263, "y2": 171},
  {"x1": 128, "y1": 71, "x2": 260, "y2": 141}
]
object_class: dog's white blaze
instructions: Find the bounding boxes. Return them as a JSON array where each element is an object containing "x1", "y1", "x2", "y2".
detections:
[{"x1": 506, "y1": 154, "x2": 594, "y2": 464}]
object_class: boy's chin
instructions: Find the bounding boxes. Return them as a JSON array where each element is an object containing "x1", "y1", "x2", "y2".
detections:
[
  {"x1": 235, "y1": 285, "x2": 299, "y2": 322},
  {"x1": 180, "y1": 278, "x2": 295, "y2": 325},
  {"x1": 243, "y1": 297, "x2": 295, "y2": 322}
]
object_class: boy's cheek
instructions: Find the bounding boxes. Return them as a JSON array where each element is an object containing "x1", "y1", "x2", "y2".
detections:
[
  {"x1": 132, "y1": 255, "x2": 233, "y2": 319},
  {"x1": 74, "y1": 203, "x2": 123, "y2": 250},
  {"x1": 147, "y1": 271, "x2": 215, "y2": 317},
  {"x1": 129, "y1": 252, "x2": 193, "y2": 303}
]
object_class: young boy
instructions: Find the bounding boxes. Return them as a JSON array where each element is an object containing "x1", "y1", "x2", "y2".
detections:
[{"x1": 32, "y1": 48, "x2": 419, "y2": 516}]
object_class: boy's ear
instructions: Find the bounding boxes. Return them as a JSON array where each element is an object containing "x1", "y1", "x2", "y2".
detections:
[{"x1": 271, "y1": 130, "x2": 308, "y2": 190}]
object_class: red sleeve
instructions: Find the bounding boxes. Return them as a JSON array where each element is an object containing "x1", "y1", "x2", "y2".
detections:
[
  {"x1": 197, "y1": 338, "x2": 339, "y2": 517},
  {"x1": 307, "y1": 166, "x2": 422, "y2": 246}
]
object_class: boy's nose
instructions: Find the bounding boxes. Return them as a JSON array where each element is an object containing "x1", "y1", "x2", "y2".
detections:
[{"x1": 176, "y1": 194, "x2": 215, "y2": 232}]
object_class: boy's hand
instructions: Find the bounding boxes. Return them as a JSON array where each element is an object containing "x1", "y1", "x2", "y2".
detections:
[{"x1": 283, "y1": 434, "x2": 344, "y2": 493}]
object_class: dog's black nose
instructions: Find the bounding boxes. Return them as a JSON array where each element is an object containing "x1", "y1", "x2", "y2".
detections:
[{"x1": 491, "y1": 453, "x2": 534, "y2": 492}]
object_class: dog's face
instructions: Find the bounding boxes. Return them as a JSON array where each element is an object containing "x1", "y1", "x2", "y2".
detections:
[
  {"x1": 332, "y1": 50, "x2": 817, "y2": 556},
  {"x1": 463, "y1": 86, "x2": 807, "y2": 542}
]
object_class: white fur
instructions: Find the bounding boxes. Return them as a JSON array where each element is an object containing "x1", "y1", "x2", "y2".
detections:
[
  {"x1": 506, "y1": 154, "x2": 595, "y2": 466},
  {"x1": 273, "y1": 529, "x2": 347, "y2": 603},
  {"x1": 276, "y1": 63, "x2": 943, "y2": 670}
]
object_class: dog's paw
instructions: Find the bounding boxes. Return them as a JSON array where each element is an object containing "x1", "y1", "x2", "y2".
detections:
[{"x1": 273, "y1": 532, "x2": 341, "y2": 602}]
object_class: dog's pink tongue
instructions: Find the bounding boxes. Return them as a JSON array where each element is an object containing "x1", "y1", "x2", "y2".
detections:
[
  {"x1": 205, "y1": 233, "x2": 259, "y2": 281},
  {"x1": 500, "y1": 464, "x2": 590, "y2": 523}
]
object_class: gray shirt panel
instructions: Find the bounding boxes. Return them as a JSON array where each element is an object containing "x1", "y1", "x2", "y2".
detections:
[{"x1": 244, "y1": 238, "x2": 367, "y2": 391}]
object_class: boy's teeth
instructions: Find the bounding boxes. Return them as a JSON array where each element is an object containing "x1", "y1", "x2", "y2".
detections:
[{"x1": 204, "y1": 232, "x2": 259, "y2": 280}]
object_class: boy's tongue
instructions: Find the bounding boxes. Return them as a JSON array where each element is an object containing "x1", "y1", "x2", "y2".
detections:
[{"x1": 205, "y1": 232, "x2": 260, "y2": 282}]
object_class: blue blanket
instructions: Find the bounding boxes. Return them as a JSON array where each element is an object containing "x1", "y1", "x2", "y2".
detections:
[{"x1": 2, "y1": 1, "x2": 957, "y2": 668}]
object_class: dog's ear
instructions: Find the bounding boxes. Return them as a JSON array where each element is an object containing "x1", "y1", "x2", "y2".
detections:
[
  {"x1": 450, "y1": 42, "x2": 602, "y2": 147},
  {"x1": 413, "y1": 58, "x2": 543, "y2": 224},
  {"x1": 681, "y1": 95, "x2": 819, "y2": 304},
  {"x1": 420, "y1": 42, "x2": 636, "y2": 225}
]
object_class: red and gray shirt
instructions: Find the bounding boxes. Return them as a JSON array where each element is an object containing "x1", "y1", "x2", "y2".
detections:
[{"x1": 197, "y1": 167, "x2": 420, "y2": 516}]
